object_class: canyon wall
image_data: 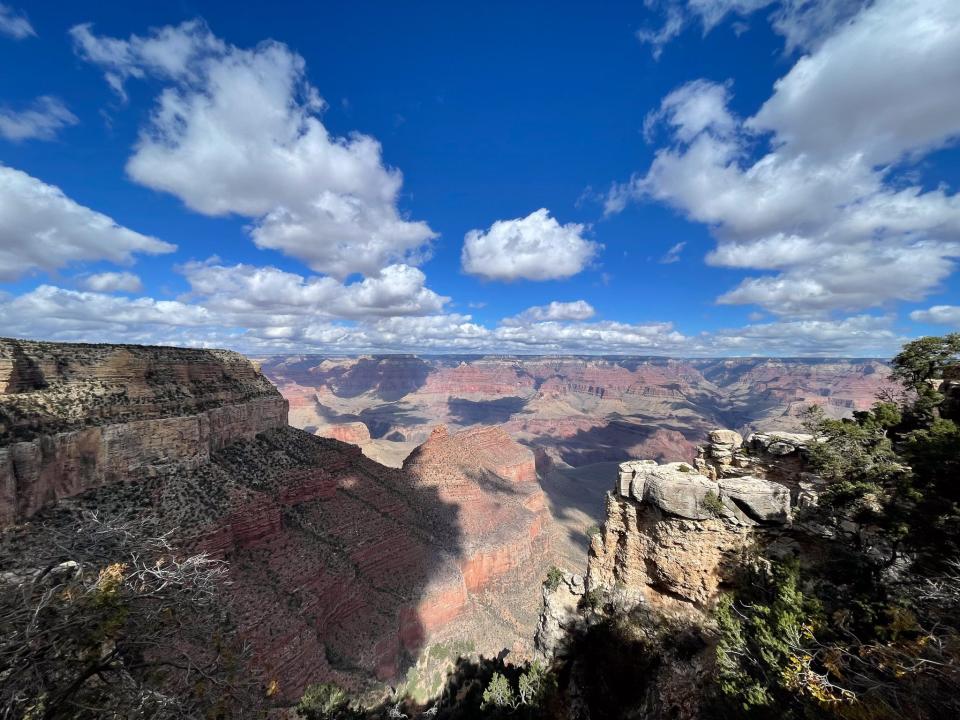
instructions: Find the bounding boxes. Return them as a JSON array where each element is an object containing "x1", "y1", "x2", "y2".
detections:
[
  {"x1": 0, "y1": 339, "x2": 555, "y2": 703},
  {"x1": 0, "y1": 338, "x2": 288, "y2": 526}
]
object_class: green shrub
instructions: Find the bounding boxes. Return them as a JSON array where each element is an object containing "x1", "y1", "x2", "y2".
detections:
[
  {"x1": 296, "y1": 683, "x2": 359, "y2": 720},
  {"x1": 544, "y1": 566, "x2": 565, "y2": 591},
  {"x1": 701, "y1": 490, "x2": 725, "y2": 516}
]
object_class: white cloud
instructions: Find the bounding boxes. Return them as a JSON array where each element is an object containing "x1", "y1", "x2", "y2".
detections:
[
  {"x1": 494, "y1": 319, "x2": 687, "y2": 353},
  {"x1": 660, "y1": 241, "x2": 686, "y2": 264},
  {"x1": 82, "y1": 271, "x2": 143, "y2": 293},
  {"x1": 750, "y1": 0, "x2": 960, "y2": 165},
  {"x1": 0, "y1": 285, "x2": 216, "y2": 345},
  {"x1": 462, "y1": 209, "x2": 600, "y2": 281},
  {"x1": 636, "y1": 0, "x2": 865, "y2": 58},
  {"x1": 507, "y1": 300, "x2": 596, "y2": 324},
  {"x1": 708, "y1": 314, "x2": 903, "y2": 356},
  {"x1": 636, "y1": 6, "x2": 685, "y2": 60},
  {"x1": 72, "y1": 21, "x2": 435, "y2": 279},
  {"x1": 643, "y1": 79, "x2": 735, "y2": 144},
  {"x1": 0, "y1": 3, "x2": 33, "y2": 39},
  {"x1": 0, "y1": 96, "x2": 77, "y2": 141},
  {"x1": 0, "y1": 279, "x2": 908, "y2": 357},
  {"x1": 910, "y1": 306, "x2": 960, "y2": 326},
  {"x1": 179, "y1": 259, "x2": 447, "y2": 322},
  {"x1": 609, "y1": 0, "x2": 960, "y2": 316},
  {"x1": 0, "y1": 165, "x2": 175, "y2": 281}
]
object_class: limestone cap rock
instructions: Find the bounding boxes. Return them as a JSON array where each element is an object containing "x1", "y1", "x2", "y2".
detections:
[
  {"x1": 708, "y1": 429, "x2": 743, "y2": 448},
  {"x1": 642, "y1": 463, "x2": 717, "y2": 520},
  {"x1": 618, "y1": 459, "x2": 657, "y2": 497}
]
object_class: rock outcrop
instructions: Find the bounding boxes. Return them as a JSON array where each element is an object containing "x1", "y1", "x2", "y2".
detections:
[
  {"x1": 534, "y1": 572, "x2": 585, "y2": 659},
  {"x1": 589, "y1": 430, "x2": 802, "y2": 614},
  {"x1": 315, "y1": 421, "x2": 371, "y2": 445}
]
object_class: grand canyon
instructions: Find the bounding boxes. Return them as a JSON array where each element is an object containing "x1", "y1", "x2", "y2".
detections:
[
  {"x1": 0, "y1": 339, "x2": 898, "y2": 710},
  {"x1": 260, "y1": 355, "x2": 892, "y2": 570}
]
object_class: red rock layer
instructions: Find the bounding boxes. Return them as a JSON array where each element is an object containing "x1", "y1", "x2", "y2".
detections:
[{"x1": 403, "y1": 425, "x2": 549, "y2": 594}]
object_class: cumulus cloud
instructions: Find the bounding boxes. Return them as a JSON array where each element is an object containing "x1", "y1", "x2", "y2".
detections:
[
  {"x1": 462, "y1": 209, "x2": 600, "y2": 281},
  {"x1": 71, "y1": 21, "x2": 435, "y2": 279},
  {"x1": 708, "y1": 314, "x2": 903, "y2": 356},
  {"x1": 0, "y1": 3, "x2": 33, "y2": 39},
  {"x1": 507, "y1": 300, "x2": 596, "y2": 324},
  {"x1": 0, "y1": 285, "x2": 216, "y2": 346},
  {"x1": 0, "y1": 278, "x2": 908, "y2": 356},
  {"x1": 610, "y1": 0, "x2": 960, "y2": 316},
  {"x1": 909, "y1": 306, "x2": 960, "y2": 326},
  {"x1": 0, "y1": 96, "x2": 77, "y2": 142},
  {"x1": 82, "y1": 271, "x2": 143, "y2": 293},
  {"x1": 0, "y1": 165, "x2": 175, "y2": 281},
  {"x1": 179, "y1": 259, "x2": 448, "y2": 322}
]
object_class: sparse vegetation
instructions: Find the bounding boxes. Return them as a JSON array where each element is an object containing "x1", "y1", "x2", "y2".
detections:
[
  {"x1": 543, "y1": 566, "x2": 565, "y2": 591},
  {"x1": 701, "y1": 489, "x2": 725, "y2": 516},
  {"x1": 296, "y1": 683, "x2": 361, "y2": 719},
  {"x1": 0, "y1": 512, "x2": 262, "y2": 719}
]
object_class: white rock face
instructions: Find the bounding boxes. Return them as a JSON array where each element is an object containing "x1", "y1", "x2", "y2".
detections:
[
  {"x1": 618, "y1": 459, "x2": 657, "y2": 498},
  {"x1": 718, "y1": 475, "x2": 791, "y2": 523},
  {"x1": 708, "y1": 429, "x2": 743, "y2": 448},
  {"x1": 617, "y1": 454, "x2": 793, "y2": 525},
  {"x1": 642, "y1": 463, "x2": 717, "y2": 521}
]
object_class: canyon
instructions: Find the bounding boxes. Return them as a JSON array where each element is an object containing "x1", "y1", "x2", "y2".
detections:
[
  {"x1": 0, "y1": 339, "x2": 550, "y2": 704},
  {"x1": 0, "y1": 341, "x2": 896, "y2": 710},
  {"x1": 261, "y1": 354, "x2": 890, "y2": 570},
  {"x1": 261, "y1": 354, "x2": 891, "y2": 471}
]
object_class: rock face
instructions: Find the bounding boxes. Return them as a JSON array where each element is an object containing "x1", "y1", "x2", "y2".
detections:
[
  {"x1": 588, "y1": 430, "x2": 800, "y2": 613},
  {"x1": 534, "y1": 572, "x2": 585, "y2": 659},
  {"x1": 1, "y1": 338, "x2": 287, "y2": 527},
  {"x1": 0, "y1": 340, "x2": 555, "y2": 702},
  {"x1": 403, "y1": 425, "x2": 548, "y2": 593}
]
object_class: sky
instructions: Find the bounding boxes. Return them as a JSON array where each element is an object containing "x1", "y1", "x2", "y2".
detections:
[{"x1": 1, "y1": 0, "x2": 959, "y2": 357}]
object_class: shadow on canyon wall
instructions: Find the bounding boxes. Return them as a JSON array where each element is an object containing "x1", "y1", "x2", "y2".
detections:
[
  {"x1": 447, "y1": 397, "x2": 529, "y2": 425},
  {"x1": 5, "y1": 426, "x2": 467, "y2": 704}
]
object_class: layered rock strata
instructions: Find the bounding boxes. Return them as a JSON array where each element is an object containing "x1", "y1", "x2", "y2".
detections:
[
  {"x1": 403, "y1": 425, "x2": 548, "y2": 593},
  {"x1": 0, "y1": 340, "x2": 555, "y2": 702},
  {"x1": 0, "y1": 338, "x2": 287, "y2": 526}
]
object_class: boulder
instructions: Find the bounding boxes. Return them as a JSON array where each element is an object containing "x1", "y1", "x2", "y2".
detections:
[
  {"x1": 718, "y1": 475, "x2": 790, "y2": 523},
  {"x1": 643, "y1": 464, "x2": 717, "y2": 520},
  {"x1": 708, "y1": 429, "x2": 743, "y2": 448},
  {"x1": 618, "y1": 459, "x2": 657, "y2": 498}
]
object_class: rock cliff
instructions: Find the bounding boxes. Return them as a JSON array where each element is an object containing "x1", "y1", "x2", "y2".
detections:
[{"x1": 1, "y1": 338, "x2": 288, "y2": 526}]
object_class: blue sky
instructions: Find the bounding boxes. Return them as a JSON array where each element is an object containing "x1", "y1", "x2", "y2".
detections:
[{"x1": 1, "y1": 0, "x2": 959, "y2": 356}]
